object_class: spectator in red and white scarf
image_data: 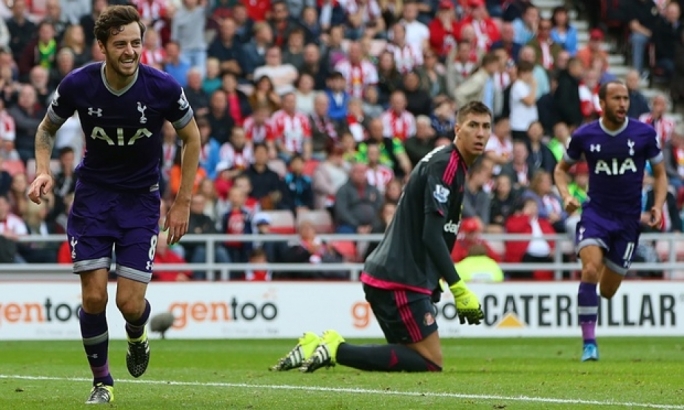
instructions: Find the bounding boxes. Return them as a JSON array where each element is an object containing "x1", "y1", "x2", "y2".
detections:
[
  {"x1": 578, "y1": 69, "x2": 601, "y2": 121},
  {"x1": 385, "y1": 23, "x2": 423, "y2": 74},
  {"x1": 459, "y1": 0, "x2": 500, "y2": 51},
  {"x1": 380, "y1": 90, "x2": 416, "y2": 142}
]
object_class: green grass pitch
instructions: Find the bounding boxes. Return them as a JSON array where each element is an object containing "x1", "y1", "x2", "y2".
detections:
[{"x1": 0, "y1": 337, "x2": 683, "y2": 409}]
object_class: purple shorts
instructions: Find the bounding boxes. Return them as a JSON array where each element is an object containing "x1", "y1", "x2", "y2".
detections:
[
  {"x1": 67, "y1": 181, "x2": 160, "y2": 283},
  {"x1": 575, "y1": 208, "x2": 641, "y2": 276}
]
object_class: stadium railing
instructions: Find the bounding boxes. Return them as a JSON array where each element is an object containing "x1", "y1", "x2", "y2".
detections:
[{"x1": 1, "y1": 233, "x2": 682, "y2": 281}]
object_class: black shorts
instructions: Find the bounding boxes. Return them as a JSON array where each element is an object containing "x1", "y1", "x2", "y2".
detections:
[{"x1": 363, "y1": 284, "x2": 438, "y2": 344}]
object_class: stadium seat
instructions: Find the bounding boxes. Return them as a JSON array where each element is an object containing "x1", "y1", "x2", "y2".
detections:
[
  {"x1": 302, "y1": 160, "x2": 319, "y2": 177},
  {"x1": 330, "y1": 240, "x2": 358, "y2": 262},
  {"x1": 268, "y1": 159, "x2": 287, "y2": 178},
  {"x1": 296, "y1": 209, "x2": 333, "y2": 233},
  {"x1": 655, "y1": 239, "x2": 684, "y2": 260},
  {"x1": 656, "y1": 240, "x2": 670, "y2": 260},
  {"x1": 669, "y1": 270, "x2": 684, "y2": 280},
  {"x1": 263, "y1": 210, "x2": 296, "y2": 234},
  {"x1": 1, "y1": 160, "x2": 25, "y2": 176}
]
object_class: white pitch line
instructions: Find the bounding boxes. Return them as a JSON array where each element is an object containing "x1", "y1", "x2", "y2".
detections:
[{"x1": 1, "y1": 374, "x2": 683, "y2": 409}]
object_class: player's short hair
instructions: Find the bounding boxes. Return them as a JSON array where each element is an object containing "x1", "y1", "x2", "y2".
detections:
[
  {"x1": 456, "y1": 101, "x2": 492, "y2": 125},
  {"x1": 598, "y1": 80, "x2": 627, "y2": 101},
  {"x1": 94, "y1": 5, "x2": 146, "y2": 45}
]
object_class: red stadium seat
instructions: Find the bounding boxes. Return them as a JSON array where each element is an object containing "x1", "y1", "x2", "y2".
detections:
[
  {"x1": 264, "y1": 210, "x2": 296, "y2": 234},
  {"x1": 303, "y1": 160, "x2": 319, "y2": 177},
  {"x1": 296, "y1": 209, "x2": 334, "y2": 233},
  {"x1": 656, "y1": 240, "x2": 684, "y2": 261},
  {"x1": 330, "y1": 240, "x2": 357, "y2": 262},
  {"x1": 1, "y1": 160, "x2": 25, "y2": 176}
]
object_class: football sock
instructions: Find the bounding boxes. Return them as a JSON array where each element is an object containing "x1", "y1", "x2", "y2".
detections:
[
  {"x1": 578, "y1": 282, "x2": 598, "y2": 345},
  {"x1": 125, "y1": 299, "x2": 151, "y2": 341},
  {"x1": 79, "y1": 308, "x2": 113, "y2": 387},
  {"x1": 336, "y1": 343, "x2": 442, "y2": 372}
]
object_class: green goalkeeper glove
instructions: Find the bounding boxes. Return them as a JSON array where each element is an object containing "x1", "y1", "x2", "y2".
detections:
[{"x1": 449, "y1": 280, "x2": 484, "y2": 325}]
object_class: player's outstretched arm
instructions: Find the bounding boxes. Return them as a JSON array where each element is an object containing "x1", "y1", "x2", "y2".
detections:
[
  {"x1": 27, "y1": 117, "x2": 62, "y2": 205},
  {"x1": 554, "y1": 159, "x2": 580, "y2": 214},
  {"x1": 165, "y1": 117, "x2": 201, "y2": 245}
]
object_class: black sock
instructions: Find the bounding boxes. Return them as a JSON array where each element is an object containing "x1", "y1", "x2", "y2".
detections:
[{"x1": 336, "y1": 343, "x2": 442, "y2": 372}]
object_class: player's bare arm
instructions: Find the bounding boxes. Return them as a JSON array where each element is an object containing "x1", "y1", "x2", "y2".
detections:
[
  {"x1": 554, "y1": 159, "x2": 580, "y2": 214},
  {"x1": 165, "y1": 117, "x2": 201, "y2": 245},
  {"x1": 28, "y1": 116, "x2": 63, "y2": 204},
  {"x1": 649, "y1": 161, "x2": 668, "y2": 228}
]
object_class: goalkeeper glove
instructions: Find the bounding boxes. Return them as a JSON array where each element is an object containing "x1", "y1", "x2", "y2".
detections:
[{"x1": 449, "y1": 280, "x2": 484, "y2": 325}]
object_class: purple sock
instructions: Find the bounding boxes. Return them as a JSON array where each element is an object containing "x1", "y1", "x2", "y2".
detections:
[
  {"x1": 578, "y1": 282, "x2": 598, "y2": 345},
  {"x1": 79, "y1": 308, "x2": 113, "y2": 386},
  {"x1": 125, "y1": 299, "x2": 151, "y2": 339}
]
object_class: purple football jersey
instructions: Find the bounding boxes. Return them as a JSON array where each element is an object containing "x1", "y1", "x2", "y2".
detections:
[
  {"x1": 47, "y1": 63, "x2": 194, "y2": 191},
  {"x1": 564, "y1": 118, "x2": 662, "y2": 218}
]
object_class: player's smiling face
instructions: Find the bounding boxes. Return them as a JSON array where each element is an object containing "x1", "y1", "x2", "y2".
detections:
[{"x1": 100, "y1": 22, "x2": 142, "y2": 78}]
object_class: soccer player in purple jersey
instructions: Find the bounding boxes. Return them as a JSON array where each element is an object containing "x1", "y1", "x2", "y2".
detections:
[
  {"x1": 27, "y1": 6, "x2": 200, "y2": 404},
  {"x1": 270, "y1": 102, "x2": 489, "y2": 373},
  {"x1": 554, "y1": 81, "x2": 668, "y2": 362}
]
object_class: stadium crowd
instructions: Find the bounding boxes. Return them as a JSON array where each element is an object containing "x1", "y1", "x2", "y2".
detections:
[{"x1": 0, "y1": 0, "x2": 682, "y2": 281}]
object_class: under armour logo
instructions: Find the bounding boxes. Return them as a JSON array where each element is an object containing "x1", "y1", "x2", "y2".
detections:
[
  {"x1": 146, "y1": 261, "x2": 152, "y2": 271},
  {"x1": 590, "y1": 144, "x2": 601, "y2": 152},
  {"x1": 627, "y1": 139, "x2": 635, "y2": 156},
  {"x1": 70, "y1": 237, "x2": 78, "y2": 260},
  {"x1": 88, "y1": 107, "x2": 102, "y2": 117},
  {"x1": 87, "y1": 353, "x2": 98, "y2": 359},
  {"x1": 137, "y1": 102, "x2": 147, "y2": 124},
  {"x1": 578, "y1": 226, "x2": 585, "y2": 241}
]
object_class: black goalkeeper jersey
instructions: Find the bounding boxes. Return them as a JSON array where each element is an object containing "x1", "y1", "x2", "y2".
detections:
[{"x1": 361, "y1": 143, "x2": 468, "y2": 294}]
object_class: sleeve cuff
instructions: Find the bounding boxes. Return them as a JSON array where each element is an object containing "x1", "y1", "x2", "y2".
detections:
[
  {"x1": 649, "y1": 152, "x2": 664, "y2": 165},
  {"x1": 563, "y1": 152, "x2": 579, "y2": 164},
  {"x1": 172, "y1": 108, "x2": 194, "y2": 130},
  {"x1": 46, "y1": 107, "x2": 67, "y2": 126}
]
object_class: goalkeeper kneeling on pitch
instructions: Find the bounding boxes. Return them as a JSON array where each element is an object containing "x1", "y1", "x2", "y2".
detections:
[{"x1": 270, "y1": 101, "x2": 491, "y2": 373}]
